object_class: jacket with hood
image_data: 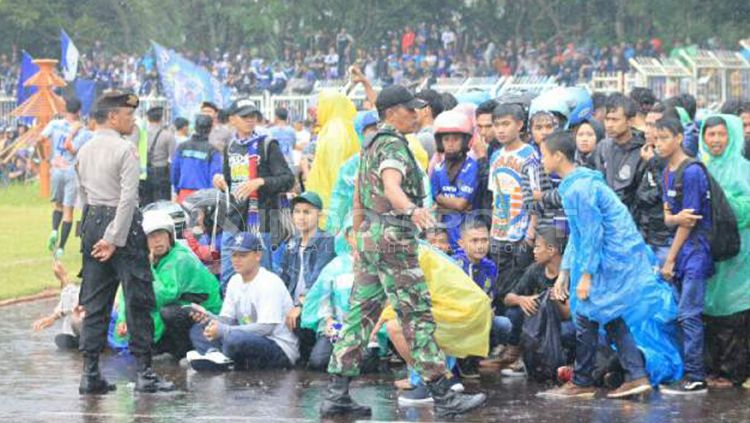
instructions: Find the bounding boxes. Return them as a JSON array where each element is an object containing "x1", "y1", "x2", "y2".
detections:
[
  {"x1": 305, "y1": 91, "x2": 360, "y2": 225},
  {"x1": 594, "y1": 129, "x2": 648, "y2": 217},
  {"x1": 558, "y1": 166, "x2": 682, "y2": 385},
  {"x1": 700, "y1": 114, "x2": 750, "y2": 317}
]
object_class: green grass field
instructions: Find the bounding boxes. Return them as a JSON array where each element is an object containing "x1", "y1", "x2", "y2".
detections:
[{"x1": 0, "y1": 183, "x2": 82, "y2": 301}]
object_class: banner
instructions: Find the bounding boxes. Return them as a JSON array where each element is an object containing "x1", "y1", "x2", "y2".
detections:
[
  {"x1": 74, "y1": 78, "x2": 97, "y2": 116},
  {"x1": 151, "y1": 42, "x2": 232, "y2": 122},
  {"x1": 16, "y1": 51, "x2": 39, "y2": 105},
  {"x1": 60, "y1": 29, "x2": 80, "y2": 82}
]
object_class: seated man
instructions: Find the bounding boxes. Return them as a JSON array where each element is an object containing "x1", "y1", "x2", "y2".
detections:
[
  {"x1": 188, "y1": 232, "x2": 299, "y2": 371},
  {"x1": 300, "y1": 224, "x2": 372, "y2": 371},
  {"x1": 114, "y1": 210, "x2": 222, "y2": 359},
  {"x1": 279, "y1": 192, "x2": 336, "y2": 366},
  {"x1": 489, "y1": 225, "x2": 573, "y2": 376},
  {"x1": 32, "y1": 262, "x2": 84, "y2": 350},
  {"x1": 452, "y1": 219, "x2": 512, "y2": 376}
]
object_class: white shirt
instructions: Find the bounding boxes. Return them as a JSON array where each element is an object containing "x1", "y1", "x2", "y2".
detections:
[{"x1": 221, "y1": 267, "x2": 300, "y2": 363}]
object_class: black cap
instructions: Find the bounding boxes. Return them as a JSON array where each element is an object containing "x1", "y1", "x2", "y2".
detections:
[
  {"x1": 94, "y1": 91, "x2": 139, "y2": 110},
  {"x1": 415, "y1": 89, "x2": 444, "y2": 116},
  {"x1": 200, "y1": 101, "x2": 219, "y2": 112},
  {"x1": 375, "y1": 85, "x2": 427, "y2": 111},
  {"x1": 230, "y1": 99, "x2": 261, "y2": 118}
]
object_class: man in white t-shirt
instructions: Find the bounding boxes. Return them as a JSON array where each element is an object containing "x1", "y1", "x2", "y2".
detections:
[{"x1": 187, "y1": 232, "x2": 299, "y2": 371}]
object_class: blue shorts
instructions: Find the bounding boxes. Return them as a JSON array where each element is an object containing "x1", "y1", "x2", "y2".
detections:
[{"x1": 51, "y1": 168, "x2": 78, "y2": 207}]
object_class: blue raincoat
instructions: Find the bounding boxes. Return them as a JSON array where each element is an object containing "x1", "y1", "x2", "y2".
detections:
[{"x1": 559, "y1": 167, "x2": 682, "y2": 384}]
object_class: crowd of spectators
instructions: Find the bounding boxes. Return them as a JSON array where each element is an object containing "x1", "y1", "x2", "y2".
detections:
[{"x1": 0, "y1": 23, "x2": 730, "y2": 98}]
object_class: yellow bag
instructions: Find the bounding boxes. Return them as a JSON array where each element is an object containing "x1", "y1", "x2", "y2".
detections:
[{"x1": 381, "y1": 243, "x2": 492, "y2": 358}]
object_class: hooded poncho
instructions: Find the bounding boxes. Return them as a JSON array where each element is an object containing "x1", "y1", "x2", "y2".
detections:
[{"x1": 699, "y1": 114, "x2": 750, "y2": 317}]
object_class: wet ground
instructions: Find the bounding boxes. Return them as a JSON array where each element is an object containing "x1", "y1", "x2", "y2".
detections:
[{"x1": 2, "y1": 299, "x2": 749, "y2": 422}]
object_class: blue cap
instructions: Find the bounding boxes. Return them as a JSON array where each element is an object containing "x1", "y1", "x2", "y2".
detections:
[{"x1": 227, "y1": 232, "x2": 264, "y2": 252}]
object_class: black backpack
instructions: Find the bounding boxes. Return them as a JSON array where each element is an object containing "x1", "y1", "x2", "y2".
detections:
[{"x1": 671, "y1": 159, "x2": 741, "y2": 262}]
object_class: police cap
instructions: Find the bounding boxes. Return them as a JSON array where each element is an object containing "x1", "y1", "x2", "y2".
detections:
[{"x1": 94, "y1": 91, "x2": 139, "y2": 110}]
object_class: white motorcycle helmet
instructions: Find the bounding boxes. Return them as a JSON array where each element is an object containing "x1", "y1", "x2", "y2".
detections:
[{"x1": 142, "y1": 209, "x2": 176, "y2": 239}]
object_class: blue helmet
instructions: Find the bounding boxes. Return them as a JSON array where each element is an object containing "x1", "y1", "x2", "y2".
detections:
[
  {"x1": 564, "y1": 87, "x2": 593, "y2": 128},
  {"x1": 528, "y1": 87, "x2": 593, "y2": 129},
  {"x1": 529, "y1": 87, "x2": 571, "y2": 125}
]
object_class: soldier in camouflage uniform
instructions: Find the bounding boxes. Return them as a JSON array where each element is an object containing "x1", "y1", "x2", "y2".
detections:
[{"x1": 320, "y1": 86, "x2": 486, "y2": 418}]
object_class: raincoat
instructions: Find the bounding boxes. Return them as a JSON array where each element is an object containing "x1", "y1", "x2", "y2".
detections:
[
  {"x1": 300, "y1": 221, "x2": 356, "y2": 335},
  {"x1": 325, "y1": 150, "x2": 433, "y2": 235},
  {"x1": 113, "y1": 242, "x2": 222, "y2": 345},
  {"x1": 379, "y1": 242, "x2": 492, "y2": 358},
  {"x1": 305, "y1": 91, "x2": 360, "y2": 222},
  {"x1": 559, "y1": 167, "x2": 682, "y2": 384},
  {"x1": 699, "y1": 114, "x2": 750, "y2": 317}
]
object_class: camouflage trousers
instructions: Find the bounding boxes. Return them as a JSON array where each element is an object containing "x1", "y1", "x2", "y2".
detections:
[{"x1": 327, "y1": 224, "x2": 447, "y2": 381}]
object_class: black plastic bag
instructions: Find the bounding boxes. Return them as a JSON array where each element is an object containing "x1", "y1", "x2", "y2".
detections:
[{"x1": 521, "y1": 290, "x2": 566, "y2": 381}]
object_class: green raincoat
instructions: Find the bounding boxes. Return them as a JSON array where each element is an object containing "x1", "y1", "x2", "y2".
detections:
[
  {"x1": 115, "y1": 242, "x2": 223, "y2": 343},
  {"x1": 699, "y1": 114, "x2": 750, "y2": 317}
]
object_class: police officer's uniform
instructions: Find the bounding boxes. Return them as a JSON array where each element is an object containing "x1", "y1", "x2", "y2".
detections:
[
  {"x1": 76, "y1": 91, "x2": 173, "y2": 394},
  {"x1": 140, "y1": 106, "x2": 176, "y2": 204}
]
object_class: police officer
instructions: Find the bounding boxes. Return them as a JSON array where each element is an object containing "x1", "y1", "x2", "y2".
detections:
[
  {"x1": 140, "y1": 106, "x2": 176, "y2": 204},
  {"x1": 320, "y1": 85, "x2": 486, "y2": 418},
  {"x1": 76, "y1": 91, "x2": 174, "y2": 394}
]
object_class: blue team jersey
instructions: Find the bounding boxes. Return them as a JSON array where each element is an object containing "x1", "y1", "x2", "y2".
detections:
[
  {"x1": 431, "y1": 156, "x2": 479, "y2": 248},
  {"x1": 662, "y1": 163, "x2": 714, "y2": 279}
]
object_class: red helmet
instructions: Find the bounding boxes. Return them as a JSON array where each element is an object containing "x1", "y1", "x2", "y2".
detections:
[{"x1": 433, "y1": 110, "x2": 473, "y2": 154}]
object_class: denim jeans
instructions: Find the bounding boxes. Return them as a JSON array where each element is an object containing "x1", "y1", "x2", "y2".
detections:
[
  {"x1": 505, "y1": 306, "x2": 525, "y2": 346},
  {"x1": 189, "y1": 323, "x2": 290, "y2": 369},
  {"x1": 674, "y1": 277, "x2": 707, "y2": 381},
  {"x1": 220, "y1": 231, "x2": 276, "y2": 295},
  {"x1": 573, "y1": 315, "x2": 647, "y2": 387},
  {"x1": 649, "y1": 243, "x2": 671, "y2": 268},
  {"x1": 308, "y1": 336, "x2": 333, "y2": 371},
  {"x1": 490, "y1": 315, "x2": 513, "y2": 347}
]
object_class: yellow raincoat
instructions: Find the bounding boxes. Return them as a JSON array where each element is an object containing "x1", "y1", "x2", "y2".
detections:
[
  {"x1": 306, "y1": 91, "x2": 360, "y2": 225},
  {"x1": 380, "y1": 243, "x2": 492, "y2": 358}
]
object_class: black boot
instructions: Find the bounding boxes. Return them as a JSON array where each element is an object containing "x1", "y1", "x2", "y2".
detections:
[
  {"x1": 135, "y1": 356, "x2": 175, "y2": 393},
  {"x1": 79, "y1": 355, "x2": 116, "y2": 395},
  {"x1": 319, "y1": 375, "x2": 371, "y2": 417},
  {"x1": 427, "y1": 375, "x2": 486, "y2": 418}
]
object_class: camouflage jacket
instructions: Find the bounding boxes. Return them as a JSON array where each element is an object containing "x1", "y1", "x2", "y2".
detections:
[{"x1": 358, "y1": 123, "x2": 425, "y2": 215}]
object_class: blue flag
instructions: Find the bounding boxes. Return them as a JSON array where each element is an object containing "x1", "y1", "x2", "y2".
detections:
[
  {"x1": 60, "y1": 29, "x2": 80, "y2": 82},
  {"x1": 16, "y1": 51, "x2": 39, "y2": 106},
  {"x1": 151, "y1": 42, "x2": 232, "y2": 121},
  {"x1": 74, "y1": 78, "x2": 96, "y2": 116}
]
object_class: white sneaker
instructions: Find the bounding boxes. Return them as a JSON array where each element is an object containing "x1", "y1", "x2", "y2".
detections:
[{"x1": 187, "y1": 349, "x2": 233, "y2": 372}]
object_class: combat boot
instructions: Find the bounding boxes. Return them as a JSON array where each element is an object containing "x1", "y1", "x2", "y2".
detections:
[
  {"x1": 427, "y1": 375, "x2": 486, "y2": 418},
  {"x1": 79, "y1": 355, "x2": 116, "y2": 395},
  {"x1": 319, "y1": 375, "x2": 372, "y2": 417},
  {"x1": 135, "y1": 356, "x2": 175, "y2": 393}
]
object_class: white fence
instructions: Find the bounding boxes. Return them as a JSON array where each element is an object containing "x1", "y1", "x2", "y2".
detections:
[
  {"x1": 0, "y1": 77, "x2": 562, "y2": 126},
  {"x1": 587, "y1": 50, "x2": 750, "y2": 107}
]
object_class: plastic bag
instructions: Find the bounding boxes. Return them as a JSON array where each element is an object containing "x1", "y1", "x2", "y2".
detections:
[
  {"x1": 380, "y1": 242, "x2": 492, "y2": 358},
  {"x1": 521, "y1": 290, "x2": 566, "y2": 381}
]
